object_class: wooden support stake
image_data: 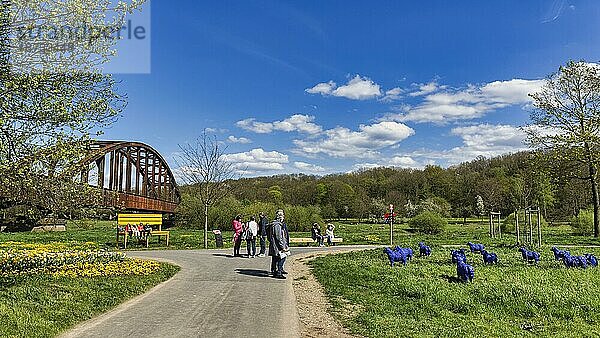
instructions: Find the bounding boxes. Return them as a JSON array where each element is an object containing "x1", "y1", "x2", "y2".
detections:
[{"x1": 515, "y1": 210, "x2": 520, "y2": 245}]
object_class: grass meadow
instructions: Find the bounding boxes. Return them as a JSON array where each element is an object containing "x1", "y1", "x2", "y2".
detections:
[
  {"x1": 310, "y1": 245, "x2": 600, "y2": 337},
  {"x1": 2, "y1": 217, "x2": 598, "y2": 251},
  {"x1": 0, "y1": 262, "x2": 179, "y2": 338},
  {"x1": 1, "y1": 218, "x2": 599, "y2": 337}
]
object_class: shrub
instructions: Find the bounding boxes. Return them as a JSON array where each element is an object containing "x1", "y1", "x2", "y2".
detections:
[
  {"x1": 571, "y1": 208, "x2": 594, "y2": 236},
  {"x1": 284, "y1": 205, "x2": 324, "y2": 232},
  {"x1": 408, "y1": 211, "x2": 447, "y2": 234},
  {"x1": 502, "y1": 211, "x2": 548, "y2": 234}
]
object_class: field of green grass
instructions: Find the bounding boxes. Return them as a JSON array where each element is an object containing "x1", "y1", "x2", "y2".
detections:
[
  {"x1": 0, "y1": 262, "x2": 179, "y2": 338},
  {"x1": 1, "y1": 218, "x2": 599, "y2": 337},
  {"x1": 310, "y1": 246, "x2": 600, "y2": 337},
  {"x1": 0, "y1": 218, "x2": 598, "y2": 251}
]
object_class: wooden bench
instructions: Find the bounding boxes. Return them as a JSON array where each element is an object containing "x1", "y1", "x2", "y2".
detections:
[
  {"x1": 289, "y1": 237, "x2": 343, "y2": 246},
  {"x1": 117, "y1": 214, "x2": 169, "y2": 249}
]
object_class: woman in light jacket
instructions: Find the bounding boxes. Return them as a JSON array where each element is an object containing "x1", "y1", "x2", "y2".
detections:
[{"x1": 246, "y1": 216, "x2": 258, "y2": 258}]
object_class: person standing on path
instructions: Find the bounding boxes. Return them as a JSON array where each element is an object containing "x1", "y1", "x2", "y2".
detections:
[
  {"x1": 268, "y1": 209, "x2": 289, "y2": 279},
  {"x1": 257, "y1": 212, "x2": 268, "y2": 257},
  {"x1": 232, "y1": 215, "x2": 243, "y2": 257},
  {"x1": 246, "y1": 216, "x2": 258, "y2": 258}
]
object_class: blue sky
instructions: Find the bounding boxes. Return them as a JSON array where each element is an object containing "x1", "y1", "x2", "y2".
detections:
[{"x1": 103, "y1": 0, "x2": 600, "y2": 176}]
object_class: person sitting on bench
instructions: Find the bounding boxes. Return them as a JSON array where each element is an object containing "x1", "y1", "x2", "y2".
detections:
[
  {"x1": 325, "y1": 223, "x2": 335, "y2": 246},
  {"x1": 311, "y1": 223, "x2": 325, "y2": 247}
]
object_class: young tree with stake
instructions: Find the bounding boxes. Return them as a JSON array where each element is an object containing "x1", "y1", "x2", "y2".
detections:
[{"x1": 176, "y1": 132, "x2": 238, "y2": 248}]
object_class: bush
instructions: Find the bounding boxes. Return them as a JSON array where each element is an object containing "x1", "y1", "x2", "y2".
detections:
[
  {"x1": 408, "y1": 211, "x2": 447, "y2": 234},
  {"x1": 176, "y1": 194, "x2": 324, "y2": 232},
  {"x1": 284, "y1": 205, "x2": 324, "y2": 232},
  {"x1": 502, "y1": 211, "x2": 548, "y2": 234},
  {"x1": 571, "y1": 209, "x2": 594, "y2": 236}
]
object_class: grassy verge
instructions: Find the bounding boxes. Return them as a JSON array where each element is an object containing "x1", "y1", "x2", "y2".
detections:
[
  {"x1": 310, "y1": 247, "x2": 600, "y2": 337},
  {"x1": 0, "y1": 262, "x2": 179, "y2": 338}
]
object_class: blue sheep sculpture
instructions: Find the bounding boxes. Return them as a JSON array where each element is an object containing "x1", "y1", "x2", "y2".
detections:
[
  {"x1": 456, "y1": 260, "x2": 475, "y2": 282},
  {"x1": 551, "y1": 247, "x2": 570, "y2": 260},
  {"x1": 480, "y1": 249, "x2": 498, "y2": 264},
  {"x1": 585, "y1": 254, "x2": 598, "y2": 267},
  {"x1": 451, "y1": 249, "x2": 467, "y2": 264},
  {"x1": 519, "y1": 247, "x2": 540, "y2": 264},
  {"x1": 562, "y1": 254, "x2": 575, "y2": 268},
  {"x1": 467, "y1": 242, "x2": 485, "y2": 253},
  {"x1": 394, "y1": 246, "x2": 414, "y2": 260},
  {"x1": 419, "y1": 242, "x2": 432, "y2": 257},
  {"x1": 575, "y1": 256, "x2": 589, "y2": 269},
  {"x1": 384, "y1": 247, "x2": 407, "y2": 267},
  {"x1": 563, "y1": 253, "x2": 589, "y2": 269}
]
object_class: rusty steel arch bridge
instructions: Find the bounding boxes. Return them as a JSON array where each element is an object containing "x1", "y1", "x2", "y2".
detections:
[{"x1": 78, "y1": 141, "x2": 181, "y2": 213}]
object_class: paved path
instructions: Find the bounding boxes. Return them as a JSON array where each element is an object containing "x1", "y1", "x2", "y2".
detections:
[{"x1": 61, "y1": 246, "x2": 375, "y2": 338}]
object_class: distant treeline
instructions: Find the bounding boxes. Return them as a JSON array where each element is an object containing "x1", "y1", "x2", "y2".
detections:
[{"x1": 177, "y1": 151, "x2": 592, "y2": 230}]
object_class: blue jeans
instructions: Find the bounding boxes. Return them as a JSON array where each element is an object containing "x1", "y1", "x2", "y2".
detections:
[
  {"x1": 277, "y1": 256, "x2": 286, "y2": 273},
  {"x1": 246, "y1": 237, "x2": 256, "y2": 256},
  {"x1": 259, "y1": 235, "x2": 266, "y2": 255}
]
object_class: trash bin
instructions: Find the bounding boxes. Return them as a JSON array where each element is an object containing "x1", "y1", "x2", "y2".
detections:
[{"x1": 213, "y1": 229, "x2": 223, "y2": 248}]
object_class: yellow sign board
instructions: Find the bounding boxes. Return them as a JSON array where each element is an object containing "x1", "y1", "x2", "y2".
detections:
[{"x1": 118, "y1": 214, "x2": 163, "y2": 231}]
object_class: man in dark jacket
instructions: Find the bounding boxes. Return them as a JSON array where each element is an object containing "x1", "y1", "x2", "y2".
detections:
[
  {"x1": 268, "y1": 209, "x2": 289, "y2": 279},
  {"x1": 258, "y1": 212, "x2": 268, "y2": 257}
]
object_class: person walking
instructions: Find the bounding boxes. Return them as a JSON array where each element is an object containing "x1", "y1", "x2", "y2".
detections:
[
  {"x1": 232, "y1": 215, "x2": 243, "y2": 257},
  {"x1": 246, "y1": 216, "x2": 258, "y2": 258},
  {"x1": 268, "y1": 209, "x2": 289, "y2": 279},
  {"x1": 257, "y1": 212, "x2": 268, "y2": 257}
]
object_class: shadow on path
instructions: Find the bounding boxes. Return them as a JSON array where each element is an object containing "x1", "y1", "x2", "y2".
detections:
[
  {"x1": 235, "y1": 269, "x2": 272, "y2": 278},
  {"x1": 212, "y1": 253, "x2": 235, "y2": 258}
]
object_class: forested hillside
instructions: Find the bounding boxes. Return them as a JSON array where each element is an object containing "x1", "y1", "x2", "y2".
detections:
[{"x1": 177, "y1": 151, "x2": 592, "y2": 230}]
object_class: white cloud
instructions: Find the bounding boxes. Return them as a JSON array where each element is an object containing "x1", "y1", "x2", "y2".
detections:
[
  {"x1": 351, "y1": 163, "x2": 381, "y2": 171},
  {"x1": 294, "y1": 161, "x2": 326, "y2": 173},
  {"x1": 409, "y1": 81, "x2": 441, "y2": 97},
  {"x1": 389, "y1": 156, "x2": 419, "y2": 167},
  {"x1": 227, "y1": 135, "x2": 252, "y2": 144},
  {"x1": 205, "y1": 128, "x2": 228, "y2": 133},
  {"x1": 384, "y1": 79, "x2": 545, "y2": 124},
  {"x1": 223, "y1": 148, "x2": 289, "y2": 174},
  {"x1": 403, "y1": 124, "x2": 529, "y2": 165},
  {"x1": 294, "y1": 121, "x2": 415, "y2": 158},
  {"x1": 305, "y1": 81, "x2": 336, "y2": 95},
  {"x1": 236, "y1": 118, "x2": 275, "y2": 133},
  {"x1": 480, "y1": 79, "x2": 545, "y2": 104},
  {"x1": 236, "y1": 114, "x2": 322, "y2": 134},
  {"x1": 381, "y1": 87, "x2": 404, "y2": 102},
  {"x1": 306, "y1": 75, "x2": 382, "y2": 100}
]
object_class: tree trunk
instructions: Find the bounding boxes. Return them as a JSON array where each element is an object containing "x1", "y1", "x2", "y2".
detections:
[
  {"x1": 204, "y1": 203, "x2": 209, "y2": 248},
  {"x1": 585, "y1": 142, "x2": 600, "y2": 238},
  {"x1": 589, "y1": 165, "x2": 600, "y2": 238}
]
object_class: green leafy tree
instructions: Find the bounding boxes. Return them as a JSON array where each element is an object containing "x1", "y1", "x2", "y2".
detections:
[
  {"x1": 526, "y1": 61, "x2": 600, "y2": 237},
  {"x1": 268, "y1": 185, "x2": 283, "y2": 206},
  {"x1": 0, "y1": 0, "x2": 145, "y2": 223}
]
